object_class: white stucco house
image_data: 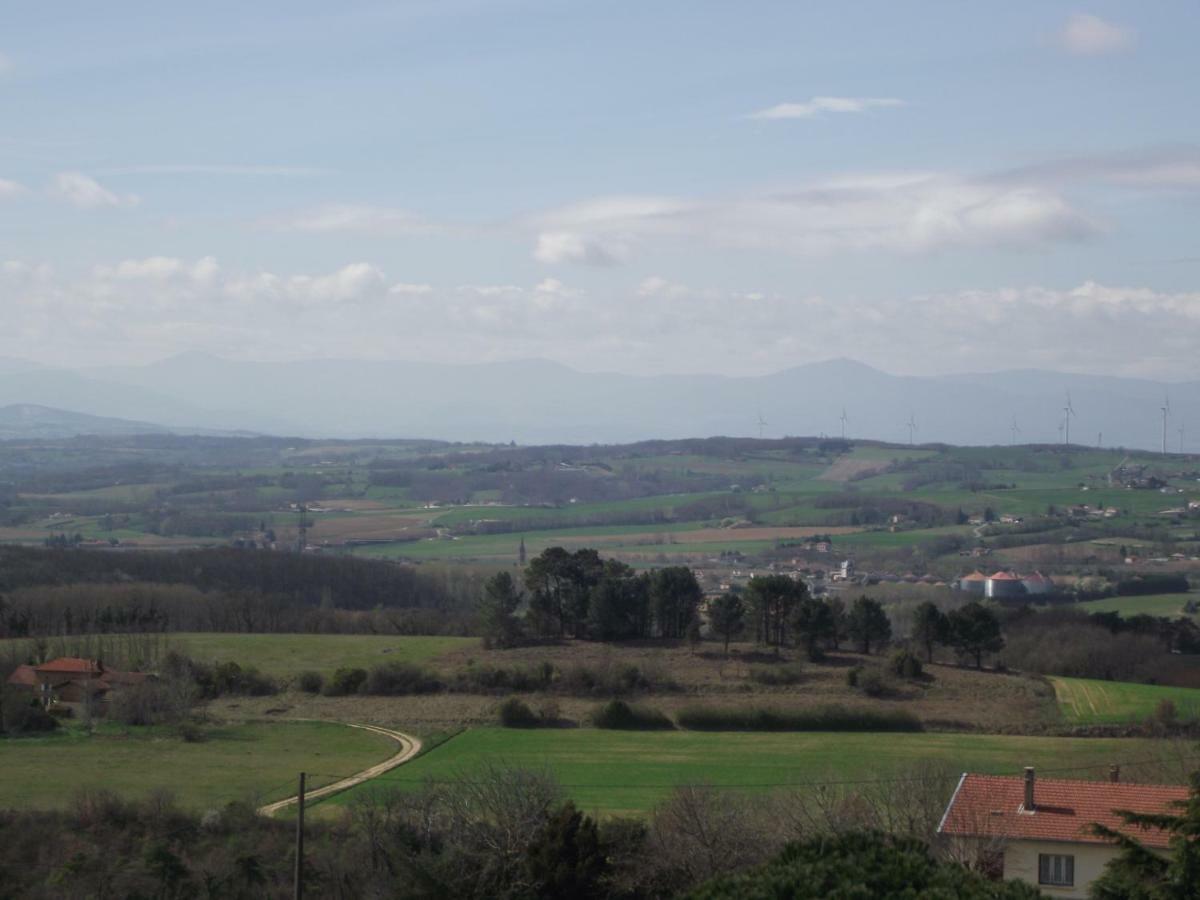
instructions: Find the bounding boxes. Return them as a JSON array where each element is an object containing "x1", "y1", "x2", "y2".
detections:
[{"x1": 938, "y1": 768, "x2": 1188, "y2": 898}]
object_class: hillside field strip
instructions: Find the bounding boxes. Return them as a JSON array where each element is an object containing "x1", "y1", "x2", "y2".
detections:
[
  {"x1": 316, "y1": 727, "x2": 1170, "y2": 818},
  {"x1": 1074, "y1": 592, "x2": 1198, "y2": 619},
  {"x1": 0, "y1": 720, "x2": 396, "y2": 810},
  {"x1": 1051, "y1": 676, "x2": 1200, "y2": 725},
  {"x1": 1, "y1": 634, "x2": 478, "y2": 680}
]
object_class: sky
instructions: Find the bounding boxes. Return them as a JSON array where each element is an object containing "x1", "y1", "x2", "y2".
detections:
[{"x1": 2, "y1": 1, "x2": 1200, "y2": 379}]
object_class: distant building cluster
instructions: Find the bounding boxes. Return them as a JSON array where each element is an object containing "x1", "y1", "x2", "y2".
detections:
[{"x1": 958, "y1": 570, "x2": 1054, "y2": 599}]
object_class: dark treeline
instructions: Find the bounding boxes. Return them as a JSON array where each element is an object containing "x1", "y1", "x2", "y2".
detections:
[
  {"x1": 1001, "y1": 606, "x2": 1200, "y2": 685},
  {"x1": 0, "y1": 758, "x2": 1059, "y2": 900},
  {"x1": 0, "y1": 546, "x2": 480, "y2": 638},
  {"x1": 500, "y1": 548, "x2": 703, "y2": 642}
]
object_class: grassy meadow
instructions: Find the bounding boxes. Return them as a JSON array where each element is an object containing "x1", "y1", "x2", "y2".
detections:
[
  {"x1": 165, "y1": 633, "x2": 478, "y2": 679},
  {"x1": 1074, "y1": 592, "x2": 1198, "y2": 619},
  {"x1": 1051, "y1": 676, "x2": 1200, "y2": 725},
  {"x1": 0, "y1": 720, "x2": 396, "y2": 810},
  {"x1": 318, "y1": 727, "x2": 1170, "y2": 818}
]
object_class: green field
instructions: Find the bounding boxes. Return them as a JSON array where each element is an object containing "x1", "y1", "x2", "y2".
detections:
[
  {"x1": 1074, "y1": 593, "x2": 1197, "y2": 619},
  {"x1": 0, "y1": 720, "x2": 395, "y2": 810},
  {"x1": 165, "y1": 633, "x2": 477, "y2": 678},
  {"x1": 318, "y1": 727, "x2": 1162, "y2": 817},
  {"x1": 1051, "y1": 676, "x2": 1200, "y2": 725}
]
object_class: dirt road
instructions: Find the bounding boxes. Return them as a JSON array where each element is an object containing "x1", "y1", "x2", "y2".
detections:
[{"x1": 257, "y1": 723, "x2": 422, "y2": 817}]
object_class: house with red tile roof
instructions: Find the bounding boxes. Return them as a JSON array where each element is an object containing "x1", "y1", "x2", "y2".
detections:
[
  {"x1": 938, "y1": 767, "x2": 1189, "y2": 898},
  {"x1": 5, "y1": 657, "x2": 150, "y2": 716}
]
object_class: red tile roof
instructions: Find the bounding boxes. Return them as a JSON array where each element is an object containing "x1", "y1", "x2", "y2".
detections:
[
  {"x1": 34, "y1": 657, "x2": 103, "y2": 675},
  {"x1": 961, "y1": 571, "x2": 988, "y2": 582},
  {"x1": 939, "y1": 774, "x2": 1189, "y2": 849},
  {"x1": 988, "y1": 571, "x2": 1022, "y2": 581},
  {"x1": 6, "y1": 664, "x2": 37, "y2": 687}
]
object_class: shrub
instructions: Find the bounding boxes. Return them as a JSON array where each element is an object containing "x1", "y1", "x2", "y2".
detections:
[
  {"x1": 590, "y1": 699, "x2": 674, "y2": 730},
  {"x1": 177, "y1": 721, "x2": 206, "y2": 743},
  {"x1": 324, "y1": 666, "x2": 368, "y2": 696},
  {"x1": 749, "y1": 663, "x2": 804, "y2": 686},
  {"x1": 498, "y1": 697, "x2": 541, "y2": 728},
  {"x1": 209, "y1": 661, "x2": 278, "y2": 697},
  {"x1": 857, "y1": 668, "x2": 888, "y2": 697},
  {"x1": 296, "y1": 670, "x2": 324, "y2": 694},
  {"x1": 108, "y1": 680, "x2": 190, "y2": 726},
  {"x1": 846, "y1": 666, "x2": 861, "y2": 688},
  {"x1": 362, "y1": 662, "x2": 442, "y2": 696},
  {"x1": 888, "y1": 650, "x2": 923, "y2": 680},
  {"x1": 1, "y1": 697, "x2": 59, "y2": 734},
  {"x1": 675, "y1": 704, "x2": 921, "y2": 733},
  {"x1": 451, "y1": 662, "x2": 556, "y2": 694}
]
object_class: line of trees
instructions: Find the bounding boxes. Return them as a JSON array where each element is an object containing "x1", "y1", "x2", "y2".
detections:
[{"x1": 478, "y1": 548, "x2": 704, "y2": 646}]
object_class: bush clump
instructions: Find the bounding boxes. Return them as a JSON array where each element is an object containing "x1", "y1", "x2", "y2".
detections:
[
  {"x1": 296, "y1": 670, "x2": 324, "y2": 694},
  {"x1": 590, "y1": 699, "x2": 674, "y2": 730},
  {"x1": 451, "y1": 661, "x2": 556, "y2": 694},
  {"x1": 1, "y1": 696, "x2": 59, "y2": 734},
  {"x1": 497, "y1": 697, "x2": 541, "y2": 728},
  {"x1": 847, "y1": 665, "x2": 888, "y2": 697},
  {"x1": 675, "y1": 704, "x2": 921, "y2": 733},
  {"x1": 888, "y1": 650, "x2": 923, "y2": 680},
  {"x1": 749, "y1": 663, "x2": 804, "y2": 686},
  {"x1": 362, "y1": 662, "x2": 442, "y2": 696},
  {"x1": 324, "y1": 667, "x2": 368, "y2": 696}
]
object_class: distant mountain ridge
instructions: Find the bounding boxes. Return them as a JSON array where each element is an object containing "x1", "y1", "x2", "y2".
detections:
[
  {"x1": 0, "y1": 354, "x2": 1195, "y2": 450},
  {"x1": 0, "y1": 404, "x2": 170, "y2": 439}
]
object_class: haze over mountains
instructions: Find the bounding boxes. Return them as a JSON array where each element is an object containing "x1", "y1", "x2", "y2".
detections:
[{"x1": 0, "y1": 354, "x2": 1195, "y2": 451}]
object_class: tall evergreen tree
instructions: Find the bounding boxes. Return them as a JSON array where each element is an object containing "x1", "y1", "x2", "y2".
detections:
[
  {"x1": 847, "y1": 596, "x2": 892, "y2": 655},
  {"x1": 911, "y1": 600, "x2": 949, "y2": 663},
  {"x1": 708, "y1": 592, "x2": 746, "y2": 655}
]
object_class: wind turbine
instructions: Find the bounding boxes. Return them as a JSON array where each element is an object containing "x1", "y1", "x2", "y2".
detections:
[
  {"x1": 1062, "y1": 393, "x2": 1076, "y2": 446},
  {"x1": 1180, "y1": 423, "x2": 1186, "y2": 454},
  {"x1": 1010, "y1": 416, "x2": 1021, "y2": 447},
  {"x1": 756, "y1": 411, "x2": 768, "y2": 440},
  {"x1": 1161, "y1": 393, "x2": 1170, "y2": 455},
  {"x1": 840, "y1": 408, "x2": 848, "y2": 440},
  {"x1": 906, "y1": 412, "x2": 918, "y2": 446}
]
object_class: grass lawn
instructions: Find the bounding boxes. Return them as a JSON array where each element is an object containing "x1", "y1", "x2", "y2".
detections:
[
  {"x1": 1074, "y1": 593, "x2": 1197, "y2": 619},
  {"x1": 0, "y1": 720, "x2": 396, "y2": 810},
  {"x1": 167, "y1": 633, "x2": 478, "y2": 678},
  {"x1": 318, "y1": 727, "x2": 1162, "y2": 818},
  {"x1": 1051, "y1": 676, "x2": 1200, "y2": 725}
]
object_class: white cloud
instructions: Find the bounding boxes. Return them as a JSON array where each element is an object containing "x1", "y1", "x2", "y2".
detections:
[
  {"x1": 527, "y1": 174, "x2": 1097, "y2": 263},
  {"x1": 637, "y1": 276, "x2": 691, "y2": 299},
  {"x1": 1003, "y1": 147, "x2": 1200, "y2": 190},
  {"x1": 748, "y1": 97, "x2": 904, "y2": 120},
  {"x1": 0, "y1": 178, "x2": 26, "y2": 198},
  {"x1": 51, "y1": 172, "x2": 138, "y2": 209},
  {"x1": 3, "y1": 258, "x2": 1200, "y2": 380},
  {"x1": 97, "y1": 164, "x2": 329, "y2": 177},
  {"x1": 533, "y1": 231, "x2": 624, "y2": 266},
  {"x1": 1058, "y1": 13, "x2": 1133, "y2": 55},
  {"x1": 389, "y1": 282, "x2": 433, "y2": 296},
  {"x1": 268, "y1": 204, "x2": 443, "y2": 235}
]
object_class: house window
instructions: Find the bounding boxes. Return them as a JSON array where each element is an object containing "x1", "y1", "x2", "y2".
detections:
[{"x1": 1038, "y1": 854, "x2": 1074, "y2": 887}]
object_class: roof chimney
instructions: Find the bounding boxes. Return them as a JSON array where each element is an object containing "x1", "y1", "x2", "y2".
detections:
[
  {"x1": 1024, "y1": 767, "x2": 1035, "y2": 811},
  {"x1": 1109, "y1": 765, "x2": 1120, "y2": 784}
]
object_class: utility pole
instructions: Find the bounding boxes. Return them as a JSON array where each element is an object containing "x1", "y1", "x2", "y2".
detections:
[{"x1": 294, "y1": 772, "x2": 306, "y2": 900}]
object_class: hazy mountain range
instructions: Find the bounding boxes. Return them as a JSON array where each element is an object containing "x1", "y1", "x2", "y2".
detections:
[{"x1": 0, "y1": 354, "x2": 1194, "y2": 451}]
